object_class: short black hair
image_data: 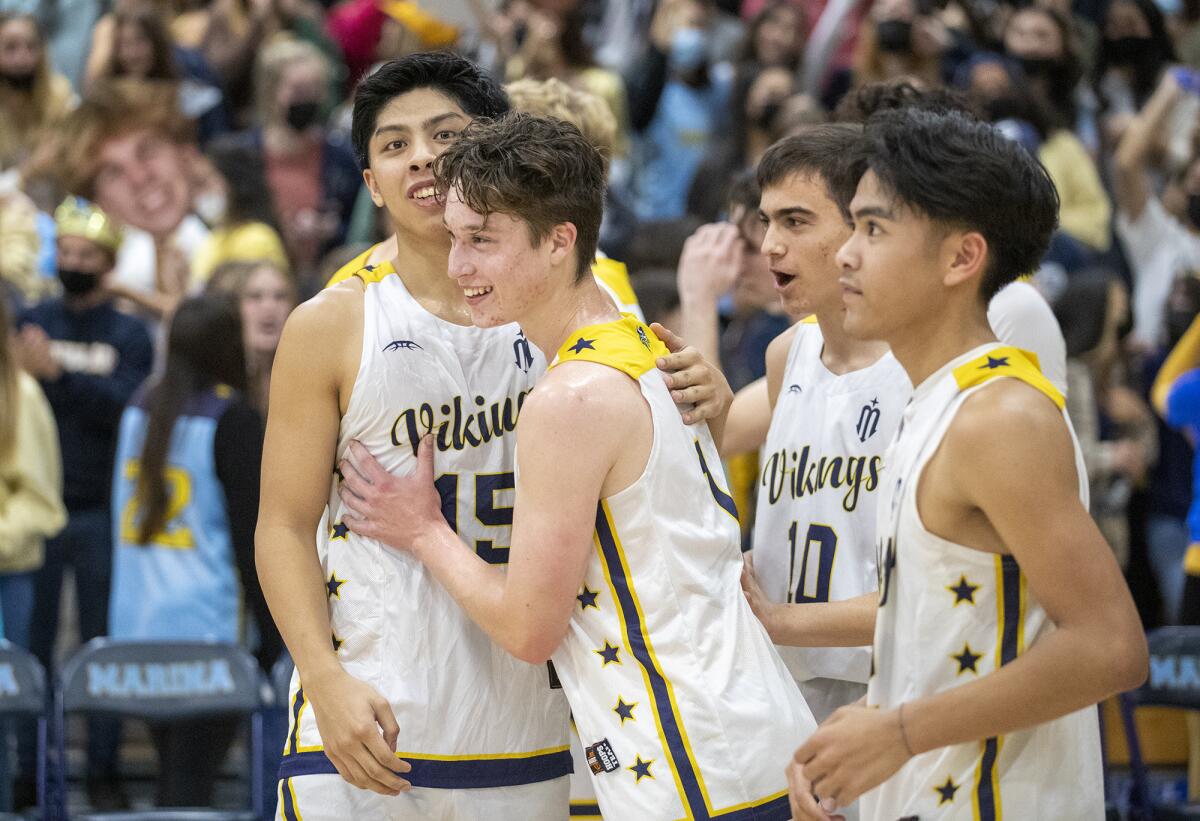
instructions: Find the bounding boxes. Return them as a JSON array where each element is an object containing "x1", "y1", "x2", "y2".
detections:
[
  {"x1": 434, "y1": 113, "x2": 606, "y2": 282},
  {"x1": 850, "y1": 109, "x2": 1059, "y2": 302},
  {"x1": 757, "y1": 123, "x2": 864, "y2": 209},
  {"x1": 833, "y1": 79, "x2": 977, "y2": 124},
  {"x1": 351, "y1": 52, "x2": 510, "y2": 169}
]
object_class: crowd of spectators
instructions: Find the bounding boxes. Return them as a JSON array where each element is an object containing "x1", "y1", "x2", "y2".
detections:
[{"x1": 0, "y1": 0, "x2": 1198, "y2": 811}]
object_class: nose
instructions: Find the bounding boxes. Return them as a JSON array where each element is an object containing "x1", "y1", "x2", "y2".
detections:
[
  {"x1": 409, "y1": 134, "x2": 436, "y2": 173},
  {"x1": 761, "y1": 222, "x2": 783, "y2": 259},
  {"x1": 835, "y1": 233, "x2": 858, "y2": 272},
  {"x1": 447, "y1": 245, "x2": 473, "y2": 280}
]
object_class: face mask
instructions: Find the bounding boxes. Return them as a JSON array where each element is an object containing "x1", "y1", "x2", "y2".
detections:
[
  {"x1": 57, "y1": 268, "x2": 102, "y2": 297},
  {"x1": 754, "y1": 100, "x2": 782, "y2": 130},
  {"x1": 1106, "y1": 36, "x2": 1152, "y2": 65},
  {"x1": 0, "y1": 72, "x2": 35, "y2": 91},
  {"x1": 1187, "y1": 192, "x2": 1200, "y2": 230},
  {"x1": 1167, "y1": 308, "x2": 1197, "y2": 345},
  {"x1": 194, "y1": 191, "x2": 227, "y2": 226},
  {"x1": 285, "y1": 100, "x2": 322, "y2": 132},
  {"x1": 669, "y1": 27, "x2": 709, "y2": 74},
  {"x1": 875, "y1": 20, "x2": 913, "y2": 53}
]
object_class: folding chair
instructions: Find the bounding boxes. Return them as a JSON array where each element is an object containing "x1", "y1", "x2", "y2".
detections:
[
  {"x1": 1121, "y1": 626, "x2": 1200, "y2": 820},
  {"x1": 55, "y1": 639, "x2": 267, "y2": 821},
  {"x1": 0, "y1": 640, "x2": 47, "y2": 821}
]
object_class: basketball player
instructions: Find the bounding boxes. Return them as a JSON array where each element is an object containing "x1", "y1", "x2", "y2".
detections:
[
  {"x1": 785, "y1": 109, "x2": 1147, "y2": 820},
  {"x1": 256, "y1": 53, "x2": 726, "y2": 820},
  {"x1": 740, "y1": 126, "x2": 910, "y2": 740},
  {"x1": 337, "y1": 113, "x2": 815, "y2": 820}
]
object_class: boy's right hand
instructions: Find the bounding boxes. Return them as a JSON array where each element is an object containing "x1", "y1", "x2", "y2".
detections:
[{"x1": 303, "y1": 665, "x2": 412, "y2": 795}]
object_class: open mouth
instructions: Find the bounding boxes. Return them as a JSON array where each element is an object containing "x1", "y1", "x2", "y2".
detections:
[
  {"x1": 772, "y1": 270, "x2": 796, "y2": 290},
  {"x1": 462, "y1": 285, "x2": 493, "y2": 303},
  {"x1": 407, "y1": 183, "x2": 442, "y2": 208}
]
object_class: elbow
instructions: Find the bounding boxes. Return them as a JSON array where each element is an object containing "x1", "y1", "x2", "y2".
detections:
[
  {"x1": 1108, "y1": 628, "x2": 1149, "y2": 694},
  {"x1": 507, "y1": 628, "x2": 566, "y2": 666}
]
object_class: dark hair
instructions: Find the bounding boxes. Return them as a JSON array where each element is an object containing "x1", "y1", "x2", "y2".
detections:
[
  {"x1": 1096, "y1": 0, "x2": 1176, "y2": 105},
  {"x1": 758, "y1": 123, "x2": 865, "y2": 209},
  {"x1": 727, "y1": 168, "x2": 762, "y2": 217},
  {"x1": 1052, "y1": 269, "x2": 1114, "y2": 357},
  {"x1": 738, "y1": 1, "x2": 806, "y2": 69},
  {"x1": 834, "y1": 79, "x2": 977, "y2": 122},
  {"x1": 351, "y1": 52, "x2": 510, "y2": 170},
  {"x1": 434, "y1": 113, "x2": 605, "y2": 282},
  {"x1": 849, "y1": 109, "x2": 1059, "y2": 301},
  {"x1": 107, "y1": 2, "x2": 178, "y2": 81},
  {"x1": 205, "y1": 136, "x2": 279, "y2": 229},
  {"x1": 134, "y1": 294, "x2": 247, "y2": 544}
]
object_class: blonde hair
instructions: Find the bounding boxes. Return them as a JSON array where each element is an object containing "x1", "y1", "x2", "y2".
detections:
[
  {"x1": 255, "y1": 38, "x2": 330, "y2": 123},
  {"x1": 0, "y1": 302, "x2": 19, "y2": 465},
  {"x1": 506, "y1": 78, "x2": 617, "y2": 173}
]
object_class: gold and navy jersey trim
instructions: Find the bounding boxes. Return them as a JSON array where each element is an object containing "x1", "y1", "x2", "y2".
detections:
[
  {"x1": 972, "y1": 554, "x2": 1025, "y2": 820},
  {"x1": 550, "y1": 314, "x2": 670, "y2": 380},
  {"x1": 952, "y1": 346, "x2": 1064, "y2": 410},
  {"x1": 592, "y1": 256, "x2": 639, "y2": 307},
  {"x1": 593, "y1": 502, "x2": 790, "y2": 820},
  {"x1": 278, "y1": 777, "x2": 302, "y2": 820},
  {"x1": 277, "y1": 745, "x2": 572, "y2": 789},
  {"x1": 569, "y1": 799, "x2": 603, "y2": 818},
  {"x1": 324, "y1": 245, "x2": 376, "y2": 288}
]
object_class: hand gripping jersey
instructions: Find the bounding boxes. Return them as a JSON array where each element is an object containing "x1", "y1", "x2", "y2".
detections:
[
  {"x1": 752, "y1": 319, "x2": 910, "y2": 689},
  {"x1": 547, "y1": 315, "x2": 816, "y2": 821},
  {"x1": 278, "y1": 262, "x2": 571, "y2": 794},
  {"x1": 863, "y1": 344, "x2": 1103, "y2": 821},
  {"x1": 110, "y1": 386, "x2": 241, "y2": 642}
]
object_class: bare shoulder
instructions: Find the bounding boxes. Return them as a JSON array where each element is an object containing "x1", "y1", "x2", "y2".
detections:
[
  {"x1": 765, "y1": 323, "x2": 800, "y2": 408},
  {"x1": 520, "y1": 360, "x2": 646, "y2": 432},
  {"x1": 274, "y1": 280, "x2": 365, "y2": 396}
]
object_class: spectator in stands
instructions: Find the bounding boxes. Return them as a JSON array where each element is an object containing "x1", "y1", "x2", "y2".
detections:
[
  {"x1": 626, "y1": 0, "x2": 735, "y2": 222},
  {"x1": 59, "y1": 82, "x2": 210, "y2": 322},
  {"x1": 1095, "y1": 0, "x2": 1175, "y2": 142},
  {"x1": 846, "y1": 0, "x2": 950, "y2": 95},
  {"x1": 207, "y1": 260, "x2": 295, "y2": 415},
  {"x1": 190, "y1": 137, "x2": 289, "y2": 286},
  {"x1": 109, "y1": 293, "x2": 278, "y2": 806},
  {"x1": 1113, "y1": 68, "x2": 1200, "y2": 347},
  {"x1": 1002, "y1": 6, "x2": 1087, "y2": 137},
  {"x1": 15, "y1": 197, "x2": 153, "y2": 810},
  {"x1": 86, "y1": 0, "x2": 229, "y2": 144},
  {"x1": 0, "y1": 300, "x2": 64, "y2": 650},
  {"x1": 234, "y1": 38, "x2": 359, "y2": 278},
  {"x1": 0, "y1": 13, "x2": 74, "y2": 173}
]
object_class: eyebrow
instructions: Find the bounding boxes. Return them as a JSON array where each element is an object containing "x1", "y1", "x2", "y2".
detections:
[
  {"x1": 763, "y1": 205, "x2": 817, "y2": 221},
  {"x1": 374, "y1": 111, "x2": 464, "y2": 138},
  {"x1": 850, "y1": 205, "x2": 895, "y2": 221}
]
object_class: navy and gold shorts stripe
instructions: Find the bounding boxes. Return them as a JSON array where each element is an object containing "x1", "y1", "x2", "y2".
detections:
[{"x1": 277, "y1": 747, "x2": 572, "y2": 790}]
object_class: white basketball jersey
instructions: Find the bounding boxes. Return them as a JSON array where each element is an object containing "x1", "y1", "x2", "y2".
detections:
[
  {"x1": 862, "y1": 343, "x2": 1103, "y2": 820},
  {"x1": 752, "y1": 319, "x2": 910, "y2": 685},
  {"x1": 280, "y1": 262, "x2": 571, "y2": 789},
  {"x1": 546, "y1": 316, "x2": 815, "y2": 821}
]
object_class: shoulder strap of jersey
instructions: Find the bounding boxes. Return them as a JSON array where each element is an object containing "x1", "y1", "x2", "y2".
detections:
[
  {"x1": 549, "y1": 314, "x2": 669, "y2": 379},
  {"x1": 800, "y1": 314, "x2": 818, "y2": 324},
  {"x1": 591, "y1": 256, "x2": 638, "y2": 307},
  {"x1": 352, "y1": 259, "x2": 397, "y2": 286},
  {"x1": 952, "y1": 345, "x2": 1064, "y2": 409},
  {"x1": 324, "y1": 245, "x2": 376, "y2": 288}
]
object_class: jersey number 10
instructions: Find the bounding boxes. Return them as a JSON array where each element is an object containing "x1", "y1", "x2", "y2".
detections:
[{"x1": 787, "y1": 522, "x2": 837, "y2": 603}]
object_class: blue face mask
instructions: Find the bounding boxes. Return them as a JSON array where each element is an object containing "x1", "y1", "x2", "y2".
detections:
[{"x1": 669, "y1": 27, "x2": 709, "y2": 73}]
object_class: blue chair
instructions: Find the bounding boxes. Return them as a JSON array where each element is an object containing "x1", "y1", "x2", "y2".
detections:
[
  {"x1": 55, "y1": 640, "x2": 268, "y2": 821},
  {"x1": 0, "y1": 641, "x2": 47, "y2": 821},
  {"x1": 1120, "y1": 626, "x2": 1200, "y2": 821}
]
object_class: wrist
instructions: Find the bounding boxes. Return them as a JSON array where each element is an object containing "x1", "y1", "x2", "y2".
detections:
[{"x1": 297, "y1": 654, "x2": 343, "y2": 691}]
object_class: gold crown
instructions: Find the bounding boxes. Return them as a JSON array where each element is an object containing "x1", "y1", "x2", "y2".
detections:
[
  {"x1": 55, "y1": 197, "x2": 122, "y2": 252},
  {"x1": 379, "y1": 1, "x2": 459, "y2": 47}
]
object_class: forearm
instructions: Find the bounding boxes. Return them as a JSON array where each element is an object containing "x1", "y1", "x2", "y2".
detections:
[
  {"x1": 1114, "y1": 82, "x2": 1180, "y2": 218},
  {"x1": 767, "y1": 593, "x2": 877, "y2": 647},
  {"x1": 719, "y1": 379, "x2": 770, "y2": 457},
  {"x1": 678, "y1": 292, "x2": 722, "y2": 371},
  {"x1": 903, "y1": 624, "x2": 1138, "y2": 755},
  {"x1": 255, "y1": 523, "x2": 339, "y2": 681}
]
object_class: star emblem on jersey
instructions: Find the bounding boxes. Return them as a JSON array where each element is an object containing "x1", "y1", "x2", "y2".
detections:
[
  {"x1": 595, "y1": 640, "x2": 621, "y2": 666},
  {"x1": 935, "y1": 775, "x2": 959, "y2": 805},
  {"x1": 613, "y1": 697, "x2": 637, "y2": 725},
  {"x1": 980, "y1": 355, "x2": 1009, "y2": 370},
  {"x1": 628, "y1": 755, "x2": 654, "y2": 782},
  {"x1": 569, "y1": 337, "x2": 596, "y2": 354},
  {"x1": 577, "y1": 586, "x2": 600, "y2": 611},
  {"x1": 330, "y1": 522, "x2": 349, "y2": 540},
  {"x1": 331, "y1": 632, "x2": 344, "y2": 653},
  {"x1": 952, "y1": 643, "x2": 982, "y2": 675},
  {"x1": 326, "y1": 571, "x2": 346, "y2": 599},
  {"x1": 947, "y1": 575, "x2": 978, "y2": 606}
]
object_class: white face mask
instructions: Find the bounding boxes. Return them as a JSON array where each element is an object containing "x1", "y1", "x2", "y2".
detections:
[{"x1": 194, "y1": 190, "x2": 227, "y2": 226}]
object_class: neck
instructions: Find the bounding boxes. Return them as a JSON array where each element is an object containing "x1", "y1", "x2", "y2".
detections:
[
  {"x1": 523, "y1": 274, "x2": 621, "y2": 358},
  {"x1": 389, "y1": 226, "x2": 468, "y2": 320},
  {"x1": 265, "y1": 123, "x2": 309, "y2": 153},
  {"x1": 886, "y1": 296, "x2": 996, "y2": 388},
  {"x1": 65, "y1": 289, "x2": 110, "y2": 312},
  {"x1": 814, "y1": 305, "x2": 889, "y2": 374}
]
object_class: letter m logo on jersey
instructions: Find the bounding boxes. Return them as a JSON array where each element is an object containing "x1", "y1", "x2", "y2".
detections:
[{"x1": 856, "y1": 397, "x2": 881, "y2": 443}]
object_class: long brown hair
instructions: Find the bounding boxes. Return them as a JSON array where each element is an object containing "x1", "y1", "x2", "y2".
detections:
[
  {"x1": 0, "y1": 301, "x2": 20, "y2": 466},
  {"x1": 104, "y1": 2, "x2": 178, "y2": 82},
  {"x1": 134, "y1": 294, "x2": 246, "y2": 543}
]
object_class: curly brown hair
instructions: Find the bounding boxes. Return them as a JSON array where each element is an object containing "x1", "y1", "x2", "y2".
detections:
[{"x1": 433, "y1": 113, "x2": 605, "y2": 282}]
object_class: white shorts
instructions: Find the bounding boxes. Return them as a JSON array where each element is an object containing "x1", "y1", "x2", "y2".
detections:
[
  {"x1": 277, "y1": 773, "x2": 570, "y2": 821},
  {"x1": 798, "y1": 677, "x2": 868, "y2": 725}
]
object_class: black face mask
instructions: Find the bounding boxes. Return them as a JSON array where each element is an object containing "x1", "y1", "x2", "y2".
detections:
[
  {"x1": 876, "y1": 20, "x2": 913, "y2": 53},
  {"x1": 285, "y1": 100, "x2": 322, "y2": 132},
  {"x1": 754, "y1": 100, "x2": 782, "y2": 130},
  {"x1": 1106, "y1": 36, "x2": 1153, "y2": 65},
  {"x1": 57, "y1": 268, "x2": 102, "y2": 297},
  {"x1": 1167, "y1": 308, "x2": 1198, "y2": 346},
  {"x1": 0, "y1": 72, "x2": 35, "y2": 91}
]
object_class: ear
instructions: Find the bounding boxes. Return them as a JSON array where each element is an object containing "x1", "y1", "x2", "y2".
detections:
[
  {"x1": 943, "y1": 230, "x2": 988, "y2": 290},
  {"x1": 546, "y1": 221, "x2": 579, "y2": 269},
  {"x1": 363, "y1": 168, "x2": 385, "y2": 208}
]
